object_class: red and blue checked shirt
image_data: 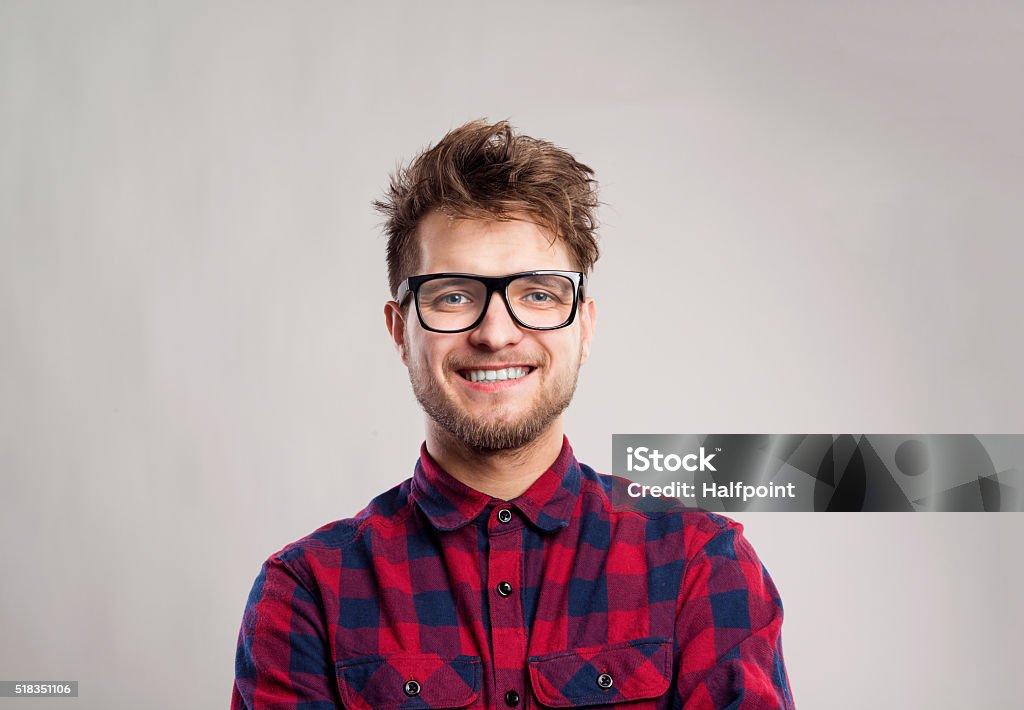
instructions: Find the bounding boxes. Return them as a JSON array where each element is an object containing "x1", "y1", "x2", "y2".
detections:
[{"x1": 231, "y1": 437, "x2": 794, "y2": 709}]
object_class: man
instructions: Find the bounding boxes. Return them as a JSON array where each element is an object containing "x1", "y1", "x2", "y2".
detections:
[{"x1": 231, "y1": 120, "x2": 795, "y2": 709}]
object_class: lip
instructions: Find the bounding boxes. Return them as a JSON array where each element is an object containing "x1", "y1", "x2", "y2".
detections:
[{"x1": 454, "y1": 365, "x2": 536, "y2": 393}]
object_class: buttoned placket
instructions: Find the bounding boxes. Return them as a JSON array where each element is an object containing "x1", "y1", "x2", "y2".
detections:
[{"x1": 487, "y1": 504, "x2": 528, "y2": 707}]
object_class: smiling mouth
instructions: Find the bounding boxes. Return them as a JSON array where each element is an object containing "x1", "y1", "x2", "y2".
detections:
[{"x1": 457, "y1": 366, "x2": 534, "y2": 383}]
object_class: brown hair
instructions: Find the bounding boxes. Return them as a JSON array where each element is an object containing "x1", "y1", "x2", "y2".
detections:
[{"x1": 374, "y1": 119, "x2": 600, "y2": 298}]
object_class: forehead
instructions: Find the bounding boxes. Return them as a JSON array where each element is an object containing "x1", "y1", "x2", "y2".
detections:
[{"x1": 415, "y1": 210, "x2": 576, "y2": 275}]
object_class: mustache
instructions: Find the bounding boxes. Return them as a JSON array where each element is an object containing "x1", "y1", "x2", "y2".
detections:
[{"x1": 444, "y1": 354, "x2": 547, "y2": 370}]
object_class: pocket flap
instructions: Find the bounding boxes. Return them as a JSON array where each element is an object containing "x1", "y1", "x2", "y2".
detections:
[
  {"x1": 527, "y1": 638, "x2": 672, "y2": 707},
  {"x1": 336, "y1": 653, "x2": 481, "y2": 710}
]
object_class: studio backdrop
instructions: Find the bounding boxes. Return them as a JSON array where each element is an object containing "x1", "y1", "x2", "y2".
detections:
[{"x1": 1, "y1": 2, "x2": 1022, "y2": 708}]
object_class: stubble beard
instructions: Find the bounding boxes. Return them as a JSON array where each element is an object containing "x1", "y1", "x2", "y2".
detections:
[{"x1": 408, "y1": 352, "x2": 582, "y2": 453}]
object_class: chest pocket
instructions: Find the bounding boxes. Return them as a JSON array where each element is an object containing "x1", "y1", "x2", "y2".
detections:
[
  {"x1": 335, "y1": 653, "x2": 481, "y2": 710},
  {"x1": 527, "y1": 638, "x2": 672, "y2": 708}
]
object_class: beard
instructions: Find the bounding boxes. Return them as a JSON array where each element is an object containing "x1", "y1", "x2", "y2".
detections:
[{"x1": 408, "y1": 350, "x2": 582, "y2": 453}]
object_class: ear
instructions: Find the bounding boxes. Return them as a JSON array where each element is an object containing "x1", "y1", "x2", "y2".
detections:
[
  {"x1": 384, "y1": 301, "x2": 409, "y2": 366},
  {"x1": 579, "y1": 296, "x2": 597, "y2": 364}
]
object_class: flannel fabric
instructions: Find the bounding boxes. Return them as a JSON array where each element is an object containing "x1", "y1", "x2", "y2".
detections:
[{"x1": 232, "y1": 437, "x2": 794, "y2": 709}]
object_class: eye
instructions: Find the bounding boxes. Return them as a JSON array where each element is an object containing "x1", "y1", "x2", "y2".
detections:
[
  {"x1": 428, "y1": 291, "x2": 474, "y2": 309},
  {"x1": 510, "y1": 275, "x2": 574, "y2": 307}
]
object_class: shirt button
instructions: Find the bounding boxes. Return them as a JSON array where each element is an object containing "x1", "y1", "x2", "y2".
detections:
[
  {"x1": 596, "y1": 673, "x2": 614, "y2": 689},
  {"x1": 504, "y1": 689, "x2": 520, "y2": 706},
  {"x1": 496, "y1": 581, "x2": 513, "y2": 597},
  {"x1": 497, "y1": 507, "x2": 513, "y2": 524},
  {"x1": 403, "y1": 680, "x2": 421, "y2": 697}
]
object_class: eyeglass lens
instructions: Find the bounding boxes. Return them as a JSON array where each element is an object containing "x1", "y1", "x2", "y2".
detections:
[{"x1": 417, "y1": 274, "x2": 576, "y2": 331}]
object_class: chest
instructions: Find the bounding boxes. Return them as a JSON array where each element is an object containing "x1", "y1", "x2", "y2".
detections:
[{"x1": 322, "y1": 515, "x2": 682, "y2": 709}]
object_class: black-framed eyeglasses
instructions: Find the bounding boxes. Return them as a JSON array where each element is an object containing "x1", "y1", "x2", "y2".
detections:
[{"x1": 395, "y1": 270, "x2": 586, "y2": 333}]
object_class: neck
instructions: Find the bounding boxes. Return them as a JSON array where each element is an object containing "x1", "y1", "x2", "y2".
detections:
[{"x1": 424, "y1": 419, "x2": 566, "y2": 501}]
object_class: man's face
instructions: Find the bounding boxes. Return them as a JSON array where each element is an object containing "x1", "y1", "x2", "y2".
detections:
[{"x1": 385, "y1": 211, "x2": 596, "y2": 452}]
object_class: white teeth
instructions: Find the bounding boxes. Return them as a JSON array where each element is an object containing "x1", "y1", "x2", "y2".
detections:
[{"x1": 464, "y1": 367, "x2": 529, "y2": 383}]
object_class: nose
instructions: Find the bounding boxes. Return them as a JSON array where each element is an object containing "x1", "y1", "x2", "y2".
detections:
[{"x1": 467, "y1": 291, "x2": 524, "y2": 351}]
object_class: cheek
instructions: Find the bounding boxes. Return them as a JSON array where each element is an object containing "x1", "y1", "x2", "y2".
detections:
[
  {"x1": 407, "y1": 334, "x2": 452, "y2": 373},
  {"x1": 544, "y1": 333, "x2": 582, "y2": 367}
]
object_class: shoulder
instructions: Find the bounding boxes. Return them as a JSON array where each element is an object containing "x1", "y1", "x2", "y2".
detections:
[{"x1": 576, "y1": 462, "x2": 745, "y2": 563}]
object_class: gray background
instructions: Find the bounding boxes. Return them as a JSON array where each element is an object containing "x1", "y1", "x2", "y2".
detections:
[{"x1": 2, "y1": 1, "x2": 1022, "y2": 708}]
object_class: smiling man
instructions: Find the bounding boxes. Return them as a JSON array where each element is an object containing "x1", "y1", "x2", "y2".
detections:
[{"x1": 231, "y1": 121, "x2": 795, "y2": 709}]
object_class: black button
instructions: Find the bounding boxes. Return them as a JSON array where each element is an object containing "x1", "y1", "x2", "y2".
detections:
[
  {"x1": 504, "y1": 689, "x2": 520, "y2": 706},
  {"x1": 596, "y1": 672, "x2": 613, "y2": 689},
  {"x1": 403, "y1": 679, "x2": 421, "y2": 696},
  {"x1": 496, "y1": 581, "x2": 513, "y2": 597},
  {"x1": 497, "y1": 507, "x2": 513, "y2": 524}
]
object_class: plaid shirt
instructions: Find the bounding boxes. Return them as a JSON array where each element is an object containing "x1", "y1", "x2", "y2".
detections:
[{"x1": 232, "y1": 437, "x2": 794, "y2": 709}]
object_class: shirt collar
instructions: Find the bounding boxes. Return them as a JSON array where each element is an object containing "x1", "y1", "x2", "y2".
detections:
[{"x1": 410, "y1": 435, "x2": 581, "y2": 533}]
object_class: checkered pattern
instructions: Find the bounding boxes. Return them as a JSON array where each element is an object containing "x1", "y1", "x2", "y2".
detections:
[
  {"x1": 337, "y1": 654, "x2": 480, "y2": 709},
  {"x1": 231, "y1": 437, "x2": 794, "y2": 708},
  {"x1": 528, "y1": 638, "x2": 671, "y2": 706}
]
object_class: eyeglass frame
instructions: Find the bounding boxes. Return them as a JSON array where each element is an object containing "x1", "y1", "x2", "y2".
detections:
[{"x1": 395, "y1": 270, "x2": 587, "y2": 334}]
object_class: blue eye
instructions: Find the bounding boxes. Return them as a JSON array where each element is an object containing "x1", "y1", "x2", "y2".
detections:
[{"x1": 429, "y1": 292, "x2": 473, "y2": 309}]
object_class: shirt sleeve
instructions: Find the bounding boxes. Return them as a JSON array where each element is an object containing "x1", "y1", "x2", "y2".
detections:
[
  {"x1": 674, "y1": 519, "x2": 795, "y2": 709},
  {"x1": 231, "y1": 551, "x2": 341, "y2": 710}
]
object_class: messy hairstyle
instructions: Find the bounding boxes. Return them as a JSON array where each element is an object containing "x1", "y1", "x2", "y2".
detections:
[{"x1": 374, "y1": 119, "x2": 600, "y2": 298}]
